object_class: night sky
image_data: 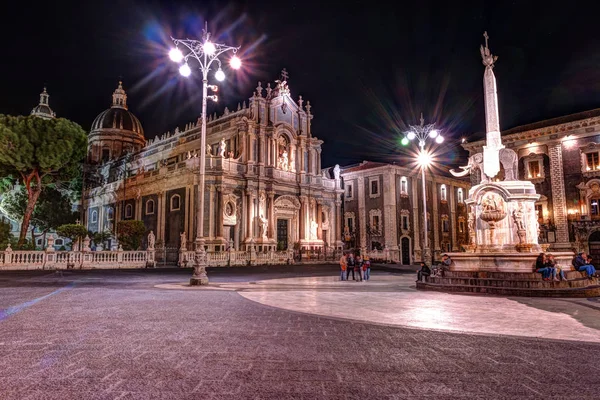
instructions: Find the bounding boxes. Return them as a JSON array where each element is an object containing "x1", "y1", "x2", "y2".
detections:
[{"x1": 1, "y1": 0, "x2": 599, "y2": 168}]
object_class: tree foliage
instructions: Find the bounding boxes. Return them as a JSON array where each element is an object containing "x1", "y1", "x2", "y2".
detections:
[
  {"x1": 0, "y1": 115, "x2": 87, "y2": 245},
  {"x1": 0, "y1": 219, "x2": 12, "y2": 248},
  {"x1": 117, "y1": 220, "x2": 146, "y2": 250},
  {"x1": 56, "y1": 224, "x2": 88, "y2": 250}
]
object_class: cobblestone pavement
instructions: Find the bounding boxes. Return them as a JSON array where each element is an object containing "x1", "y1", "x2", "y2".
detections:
[{"x1": 1, "y1": 266, "x2": 600, "y2": 399}]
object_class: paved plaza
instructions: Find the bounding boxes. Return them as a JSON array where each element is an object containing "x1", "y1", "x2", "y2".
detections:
[{"x1": 1, "y1": 265, "x2": 600, "y2": 399}]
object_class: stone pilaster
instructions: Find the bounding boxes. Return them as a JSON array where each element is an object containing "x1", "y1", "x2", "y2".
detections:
[
  {"x1": 383, "y1": 170, "x2": 398, "y2": 250},
  {"x1": 549, "y1": 142, "x2": 570, "y2": 249},
  {"x1": 157, "y1": 191, "x2": 165, "y2": 242},
  {"x1": 335, "y1": 198, "x2": 343, "y2": 246},
  {"x1": 208, "y1": 185, "x2": 215, "y2": 239},
  {"x1": 357, "y1": 176, "x2": 367, "y2": 252},
  {"x1": 316, "y1": 202, "x2": 323, "y2": 240},
  {"x1": 450, "y1": 185, "x2": 458, "y2": 251},
  {"x1": 432, "y1": 181, "x2": 440, "y2": 256},
  {"x1": 412, "y1": 177, "x2": 421, "y2": 255},
  {"x1": 268, "y1": 192, "x2": 275, "y2": 239}
]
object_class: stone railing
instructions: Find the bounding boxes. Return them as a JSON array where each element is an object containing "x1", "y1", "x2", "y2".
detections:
[
  {"x1": 0, "y1": 243, "x2": 155, "y2": 271},
  {"x1": 178, "y1": 248, "x2": 294, "y2": 267}
]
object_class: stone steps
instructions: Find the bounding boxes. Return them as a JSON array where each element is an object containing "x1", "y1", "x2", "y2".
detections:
[
  {"x1": 426, "y1": 276, "x2": 594, "y2": 289},
  {"x1": 417, "y1": 281, "x2": 600, "y2": 297},
  {"x1": 417, "y1": 270, "x2": 600, "y2": 297}
]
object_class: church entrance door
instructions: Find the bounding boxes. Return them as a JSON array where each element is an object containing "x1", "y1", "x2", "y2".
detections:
[
  {"x1": 277, "y1": 219, "x2": 288, "y2": 250},
  {"x1": 588, "y1": 231, "x2": 600, "y2": 267},
  {"x1": 401, "y1": 237, "x2": 411, "y2": 265}
]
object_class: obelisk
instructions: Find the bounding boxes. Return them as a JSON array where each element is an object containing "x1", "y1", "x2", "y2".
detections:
[{"x1": 480, "y1": 31, "x2": 504, "y2": 179}]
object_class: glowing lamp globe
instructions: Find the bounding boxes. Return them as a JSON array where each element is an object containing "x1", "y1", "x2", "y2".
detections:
[
  {"x1": 407, "y1": 131, "x2": 416, "y2": 140},
  {"x1": 179, "y1": 63, "x2": 192, "y2": 77},
  {"x1": 417, "y1": 151, "x2": 432, "y2": 167},
  {"x1": 169, "y1": 48, "x2": 184, "y2": 62},
  {"x1": 230, "y1": 55, "x2": 242, "y2": 70},
  {"x1": 203, "y1": 41, "x2": 216, "y2": 55},
  {"x1": 429, "y1": 129, "x2": 438, "y2": 138},
  {"x1": 435, "y1": 135, "x2": 444, "y2": 144},
  {"x1": 400, "y1": 137, "x2": 409, "y2": 146},
  {"x1": 215, "y1": 69, "x2": 225, "y2": 81}
]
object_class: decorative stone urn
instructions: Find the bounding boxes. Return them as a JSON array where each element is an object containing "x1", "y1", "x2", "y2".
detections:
[{"x1": 480, "y1": 193, "x2": 506, "y2": 246}]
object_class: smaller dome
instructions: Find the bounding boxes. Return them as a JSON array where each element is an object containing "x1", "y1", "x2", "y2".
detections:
[
  {"x1": 30, "y1": 87, "x2": 55, "y2": 119},
  {"x1": 90, "y1": 81, "x2": 144, "y2": 137}
]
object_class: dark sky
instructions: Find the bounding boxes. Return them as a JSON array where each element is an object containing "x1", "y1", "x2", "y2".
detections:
[{"x1": 1, "y1": 0, "x2": 599, "y2": 168}]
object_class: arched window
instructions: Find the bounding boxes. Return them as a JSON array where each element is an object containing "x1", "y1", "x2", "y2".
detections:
[
  {"x1": 101, "y1": 147, "x2": 110, "y2": 163},
  {"x1": 145, "y1": 199, "x2": 155, "y2": 215},
  {"x1": 457, "y1": 188, "x2": 464, "y2": 203},
  {"x1": 440, "y1": 184, "x2": 447, "y2": 201},
  {"x1": 106, "y1": 207, "x2": 114, "y2": 221},
  {"x1": 91, "y1": 210, "x2": 98, "y2": 223},
  {"x1": 400, "y1": 177, "x2": 408, "y2": 195},
  {"x1": 125, "y1": 204, "x2": 133, "y2": 218},
  {"x1": 170, "y1": 194, "x2": 181, "y2": 211}
]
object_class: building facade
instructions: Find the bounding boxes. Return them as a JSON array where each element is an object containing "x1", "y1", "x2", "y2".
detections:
[
  {"x1": 338, "y1": 161, "x2": 470, "y2": 264},
  {"x1": 462, "y1": 108, "x2": 600, "y2": 260},
  {"x1": 82, "y1": 73, "x2": 344, "y2": 257}
]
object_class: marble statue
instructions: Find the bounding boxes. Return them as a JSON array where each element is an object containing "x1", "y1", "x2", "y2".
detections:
[
  {"x1": 148, "y1": 230, "x2": 155, "y2": 249},
  {"x1": 512, "y1": 206, "x2": 525, "y2": 231},
  {"x1": 259, "y1": 214, "x2": 268, "y2": 238},
  {"x1": 219, "y1": 138, "x2": 226, "y2": 158},
  {"x1": 282, "y1": 151, "x2": 289, "y2": 170},
  {"x1": 482, "y1": 194, "x2": 503, "y2": 213},
  {"x1": 333, "y1": 164, "x2": 340, "y2": 180},
  {"x1": 180, "y1": 232, "x2": 187, "y2": 250},
  {"x1": 206, "y1": 144, "x2": 212, "y2": 156},
  {"x1": 310, "y1": 220, "x2": 318, "y2": 240}
]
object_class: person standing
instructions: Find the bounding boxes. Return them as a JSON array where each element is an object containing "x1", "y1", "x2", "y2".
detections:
[
  {"x1": 347, "y1": 253, "x2": 356, "y2": 281},
  {"x1": 363, "y1": 255, "x2": 371, "y2": 281},
  {"x1": 355, "y1": 255, "x2": 363, "y2": 282},
  {"x1": 339, "y1": 253, "x2": 347, "y2": 281}
]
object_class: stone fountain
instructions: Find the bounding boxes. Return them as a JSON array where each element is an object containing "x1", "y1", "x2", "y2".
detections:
[{"x1": 447, "y1": 32, "x2": 574, "y2": 272}]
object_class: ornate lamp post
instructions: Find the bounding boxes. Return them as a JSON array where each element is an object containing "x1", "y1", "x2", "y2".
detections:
[
  {"x1": 401, "y1": 113, "x2": 444, "y2": 266},
  {"x1": 168, "y1": 23, "x2": 242, "y2": 285}
]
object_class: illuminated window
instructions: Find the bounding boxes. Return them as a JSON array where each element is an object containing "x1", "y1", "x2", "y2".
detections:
[
  {"x1": 457, "y1": 188, "x2": 464, "y2": 203},
  {"x1": 459, "y1": 220, "x2": 465, "y2": 233},
  {"x1": 535, "y1": 204, "x2": 544, "y2": 222},
  {"x1": 528, "y1": 161, "x2": 540, "y2": 178},
  {"x1": 591, "y1": 199, "x2": 599, "y2": 216},
  {"x1": 400, "y1": 177, "x2": 408, "y2": 195},
  {"x1": 440, "y1": 185, "x2": 447, "y2": 201},
  {"x1": 587, "y1": 153, "x2": 600, "y2": 171}
]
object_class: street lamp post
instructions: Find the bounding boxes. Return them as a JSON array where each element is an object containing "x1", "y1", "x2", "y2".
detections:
[
  {"x1": 402, "y1": 113, "x2": 444, "y2": 266},
  {"x1": 169, "y1": 22, "x2": 242, "y2": 285}
]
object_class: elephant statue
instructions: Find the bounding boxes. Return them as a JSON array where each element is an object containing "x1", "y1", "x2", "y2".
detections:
[{"x1": 450, "y1": 148, "x2": 519, "y2": 183}]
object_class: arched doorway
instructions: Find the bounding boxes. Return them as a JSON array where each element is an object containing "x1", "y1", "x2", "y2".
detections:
[
  {"x1": 401, "y1": 237, "x2": 411, "y2": 265},
  {"x1": 588, "y1": 231, "x2": 600, "y2": 267}
]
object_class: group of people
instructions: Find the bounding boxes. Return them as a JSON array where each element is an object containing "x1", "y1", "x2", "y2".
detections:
[
  {"x1": 339, "y1": 252, "x2": 371, "y2": 281},
  {"x1": 534, "y1": 253, "x2": 568, "y2": 281},
  {"x1": 416, "y1": 254, "x2": 452, "y2": 282},
  {"x1": 571, "y1": 252, "x2": 598, "y2": 279},
  {"x1": 535, "y1": 251, "x2": 599, "y2": 281}
]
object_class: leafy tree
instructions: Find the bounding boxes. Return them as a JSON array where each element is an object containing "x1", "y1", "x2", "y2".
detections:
[
  {"x1": 92, "y1": 230, "x2": 112, "y2": 249},
  {"x1": 117, "y1": 220, "x2": 146, "y2": 250},
  {"x1": 0, "y1": 219, "x2": 12, "y2": 248},
  {"x1": 2, "y1": 186, "x2": 78, "y2": 247},
  {"x1": 56, "y1": 224, "x2": 88, "y2": 250},
  {"x1": 0, "y1": 115, "x2": 87, "y2": 245}
]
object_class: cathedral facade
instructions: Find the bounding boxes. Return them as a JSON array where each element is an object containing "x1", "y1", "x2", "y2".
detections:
[{"x1": 82, "y1": 72, "x2": 343, "y2": 256}]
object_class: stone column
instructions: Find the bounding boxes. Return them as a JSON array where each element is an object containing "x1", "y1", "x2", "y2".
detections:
[
  {"x1": 246, "y1": 190, "x2": 254, "y2": 239},
  {"x1": 412, "y1": 177, "x2": 421, "y2": 256},
  {"x1": 549, "y1": 142, "x2": 571, "y2": 249},
  {"x1": 316, "y1": 202, "x2": 323, "y2": 240},
  {"x1": 216, "y1": 186, "x2": 223, "y2": 238},
  {"x1": 383, "y1": 170, "x2": 399, "y2": 250},
  {"x1": 184, "y1": 187, "x2": 190, "y2": 238},
  {"x1": 450, "y1": 185, "x2": 458, "y2": 251},
  {"x1": 432, "y1": 180, "x2": 440, "y2": 258},
  {"x1": 290, "y1": 144, "x2": 296, "y2": 172},
  {"x1": 208, "y1": 185, "x2": 215, "y2": 239},
  {"x1": 357, "y1": 176, "x2": 367, "y2": 252},
  {"x1": 157, "y1": 191, "x2": 166, "y2": 243},
  {"x1": 299, "y1": 196, "x2": 306, "y2": 240},
  {"x1": 335, "y1": 199, "x2": 342, "y2": 244},
  {"x1": 268, "y1": 192, "x2": 275, "y2": 239},
  {"x1": 135, "y1": 197, "x2": 142, "y2": 220}
]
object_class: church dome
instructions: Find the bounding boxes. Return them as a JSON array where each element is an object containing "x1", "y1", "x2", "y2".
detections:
[
  {"x1": 90, "y1": 81, "x2": 144, "y2": 137},
  {"x1": 30, "y1": 87, "x2": 56, "y2": 119}
]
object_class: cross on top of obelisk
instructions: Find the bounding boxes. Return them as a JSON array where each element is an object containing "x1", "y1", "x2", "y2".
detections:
[
  {"x1": 483, "y1": 31, "x2": 489, "y2": 49},
  {"x1": 280, "y1": 68, "x2": 289, "y2": 82}
]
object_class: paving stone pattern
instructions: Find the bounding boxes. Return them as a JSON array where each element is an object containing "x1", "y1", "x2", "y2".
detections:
[{"x1": 0, "y1": 268, "x2": 599, "y2": 399}]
